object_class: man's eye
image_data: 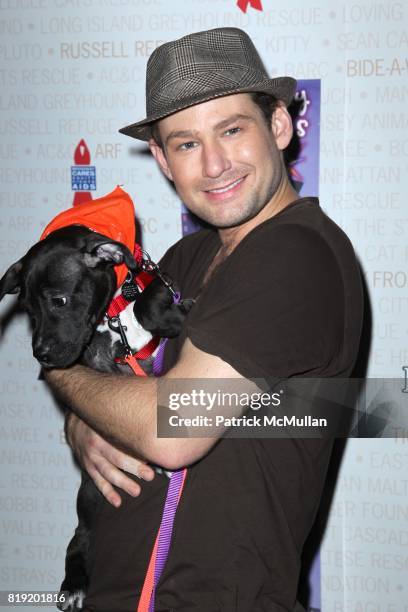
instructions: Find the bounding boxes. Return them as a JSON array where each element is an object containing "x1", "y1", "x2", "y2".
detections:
[
  {"x1": 51, "y1": 297, "x2": 67, "y2": 307},
  {"x1": 179, "y1": 141, "x2": 197, "y2": 151},
  {"x1": 225, "y1": 126, "x2": 241, "y2": 136}
]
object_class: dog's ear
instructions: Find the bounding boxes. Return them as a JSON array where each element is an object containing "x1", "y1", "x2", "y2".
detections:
[
  {"x1": 0, "y1": 259, "x2": 23, "y2": 301},
  {"x1": 83, "y1": 233, "x2": 138, "y2": 272}
]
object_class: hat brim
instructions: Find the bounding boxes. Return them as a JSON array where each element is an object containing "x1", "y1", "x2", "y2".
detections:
[{"x1": 119, "y1": 76, "x2": 297, "y2": 142}]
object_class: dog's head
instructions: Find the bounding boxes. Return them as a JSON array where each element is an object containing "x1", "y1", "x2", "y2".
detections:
[{"x1": 0, "y1": 225, "x2": 138, "y2": 368}]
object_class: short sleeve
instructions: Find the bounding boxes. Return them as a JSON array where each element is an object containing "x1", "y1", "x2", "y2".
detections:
[{"x1": 186, "y1": 223, "x2": 345, "y2": 380}]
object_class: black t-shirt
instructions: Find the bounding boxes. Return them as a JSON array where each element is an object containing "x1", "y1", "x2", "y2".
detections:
[{"x1": 84, "y1": 198, "x2": 363, "y2": 612}]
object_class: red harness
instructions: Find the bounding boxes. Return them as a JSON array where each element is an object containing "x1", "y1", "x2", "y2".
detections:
[{"x1": 105, "y1": 243, "x2": 161, "y2": 377}]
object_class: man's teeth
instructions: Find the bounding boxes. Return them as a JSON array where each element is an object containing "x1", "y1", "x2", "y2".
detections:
[{"x1": 208, "y1": 178, "x2": 243, "y2": 193}]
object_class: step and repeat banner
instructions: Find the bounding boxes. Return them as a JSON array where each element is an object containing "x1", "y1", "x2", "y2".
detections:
[{"x1": 0, "y1": 1, "x2": 407, "y2": 610}]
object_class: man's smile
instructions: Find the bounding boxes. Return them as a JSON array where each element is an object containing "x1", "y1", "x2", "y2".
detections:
[{"x1": 204, "y1": 176, "x2": 246, "y2": 200}]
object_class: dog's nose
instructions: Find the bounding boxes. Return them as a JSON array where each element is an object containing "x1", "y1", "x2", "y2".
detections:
[{"x1": 33, "y1": 343, "x2": 53, "y2": 364}]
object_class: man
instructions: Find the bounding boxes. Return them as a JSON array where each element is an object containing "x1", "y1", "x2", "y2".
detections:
[{"x1": 49, "y1": 28, "x2": 363, "y2": 611}]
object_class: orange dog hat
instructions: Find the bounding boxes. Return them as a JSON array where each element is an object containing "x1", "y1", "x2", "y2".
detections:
[{"x1": 40, "y1": 186, "x2": 136, "y2": 287}]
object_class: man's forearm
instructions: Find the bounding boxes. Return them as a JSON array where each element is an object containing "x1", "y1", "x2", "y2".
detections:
[
  {"x1": 46, "y1": 339, "x2": 248, "y2": 470},
  {"x1": 47, "y1": 365, "x2": 162, "y2": 464}
]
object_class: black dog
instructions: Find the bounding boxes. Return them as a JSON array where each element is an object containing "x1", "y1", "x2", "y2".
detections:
[{"x1": 0, "y1": 225, "x2": 193, "y2": 611}]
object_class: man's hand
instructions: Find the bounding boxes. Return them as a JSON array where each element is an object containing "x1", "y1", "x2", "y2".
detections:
[{"x1": 65, "y1": 412, "x2": 155, "y2": 507}]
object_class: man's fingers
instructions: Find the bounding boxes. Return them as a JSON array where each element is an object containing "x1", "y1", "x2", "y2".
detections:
[
  {"x1": 120, "y1": 455, "x2": 156, "y2": 481},
  {"x1": 98, "y1": 444, "x2": 156, "y2": 482},
  {"x1": 91, "y1": 455, "x2": 143, "y2": 499},
  {"x1": 66, "y1": 413, "x2": 156, "y2": 501},
  {"x1": 85, "y1": 464, "x2": 123, "y2": 507},
  {"x1": 137, "y1": 465, "x2": 156, "y2": 481}
]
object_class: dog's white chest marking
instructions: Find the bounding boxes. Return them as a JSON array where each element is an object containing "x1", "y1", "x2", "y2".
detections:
[{"x1": 98, "y1": 301, "x2": 158, "y2": 357}]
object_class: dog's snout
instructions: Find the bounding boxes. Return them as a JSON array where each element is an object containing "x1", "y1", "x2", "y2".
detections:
[{"x1": 33, "y1": 340, "x2": 53, "y2": 364}]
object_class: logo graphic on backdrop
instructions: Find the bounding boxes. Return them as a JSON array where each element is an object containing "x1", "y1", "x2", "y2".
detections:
[
  {"x1": 289, "y1": 80, "x2": 321, "y2": 197},
  {"x1": 236, "y1": 0, "x2": 263, "y2": 13},
  {"x1": 180, "y1": 78, "x2": 322, "y2": 611},
  {"x1": 71, "y1": 139, "x2": 96, "y2": 207},
  {"x1": 181, "y1": 80, "x2": 321, "y2": 235}
]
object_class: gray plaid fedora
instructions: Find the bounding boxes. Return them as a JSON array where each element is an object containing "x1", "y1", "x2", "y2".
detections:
[{"x1": 119, "y1": 27, "x2": 297, "y2": 142}]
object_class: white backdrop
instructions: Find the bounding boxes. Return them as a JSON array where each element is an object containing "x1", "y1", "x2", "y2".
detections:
[{"x1": 0, "y1": 1, "x2": 407, "y2": 610}]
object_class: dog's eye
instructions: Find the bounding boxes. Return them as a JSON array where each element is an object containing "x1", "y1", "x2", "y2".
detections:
[{"x1": 51, "y1": 297, "x2": 67, "y2": 307}]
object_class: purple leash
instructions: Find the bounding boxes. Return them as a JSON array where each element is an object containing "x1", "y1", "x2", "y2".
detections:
[
  {"x1": 152, "y1": 339, "x2": 168, "y2": 376},
  {"x1": 152, "y1": 292, "x2": 180, "y2": 376},
  {"x1": 146, "y1": 291, "x2": 186, "y2": 611},
  {"x1": 148, "y1": 469, "x2": 186, "y2": 611}
]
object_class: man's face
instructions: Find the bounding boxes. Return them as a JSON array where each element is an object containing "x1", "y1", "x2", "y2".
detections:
[{"x1": 150, "y1": 93, "x2": 290, "y2": 229}]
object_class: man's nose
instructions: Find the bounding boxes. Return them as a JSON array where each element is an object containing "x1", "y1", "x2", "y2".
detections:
[{"x1": 201, "y1": 140, "x2": 231, "y2": 178}]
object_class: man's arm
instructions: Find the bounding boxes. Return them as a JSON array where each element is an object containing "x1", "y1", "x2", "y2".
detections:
[{"x1": 47, "y1": 338, "x2": 255, "y2": 470}]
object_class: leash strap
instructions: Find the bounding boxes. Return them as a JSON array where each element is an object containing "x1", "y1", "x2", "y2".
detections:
[
  {"x1": 137, "y1": 535, "x2": 159, "y2": 611},
  {"x1": 107, "y1": 255, "x2": 187, "y2": 611},
  {"x1": 137, "y1": 468, "x2": 187, "y2": 612},
  {"x1": 107, "y1": 271, "x2": 155, "y2": 318},
  {"x1": 137, "y1": 291, "x2": 186, "y2": 611},
  {"x1": 118, "y1": 337, "x2": 161, "y2": 374},
  {"x1": 152, "y1": 292, "x2": 181, "y2": 377},
  {"x1": 124, "y1": 354, "x2": 148, "y2": 377},
  {"x1": 152, "y1": 339, "x2": 168, "y2": 377},
  {"x1": 107, "y1": 294, "x2": 129, "y2": 318},
  {"x1": 133, "y1": 337, "x2": 161, "y2": 361}
]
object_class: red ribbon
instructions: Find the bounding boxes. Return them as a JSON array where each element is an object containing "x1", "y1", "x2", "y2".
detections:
[
  {"x1": 237, "y1": 0, "x2": 263, "y2": 12},
  {"x1": 73, "y1": 139, "x2": 92, "y2": 206}
]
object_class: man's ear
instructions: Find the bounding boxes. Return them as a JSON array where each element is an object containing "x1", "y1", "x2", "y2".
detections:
[
  {"x1": 149, "y1": 138, "x2": 174, "y2": 182},
  {"x1": 270, "y1": 104, "x2": 293, "y2": 151},
  {"x1": 83, "y1": 233, "x2": 138, "y2": 272},
  {"x1": 0, "y1": 259, "x2": 23, "y2": 301}
]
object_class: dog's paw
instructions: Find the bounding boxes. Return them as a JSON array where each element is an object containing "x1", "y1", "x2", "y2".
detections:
[
  {"x1": 57, "y1": 590, "x2": 86, "y2": 612},
  {"x1": 179, "y1": 298, "x2": 195, "y2": 313}
]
